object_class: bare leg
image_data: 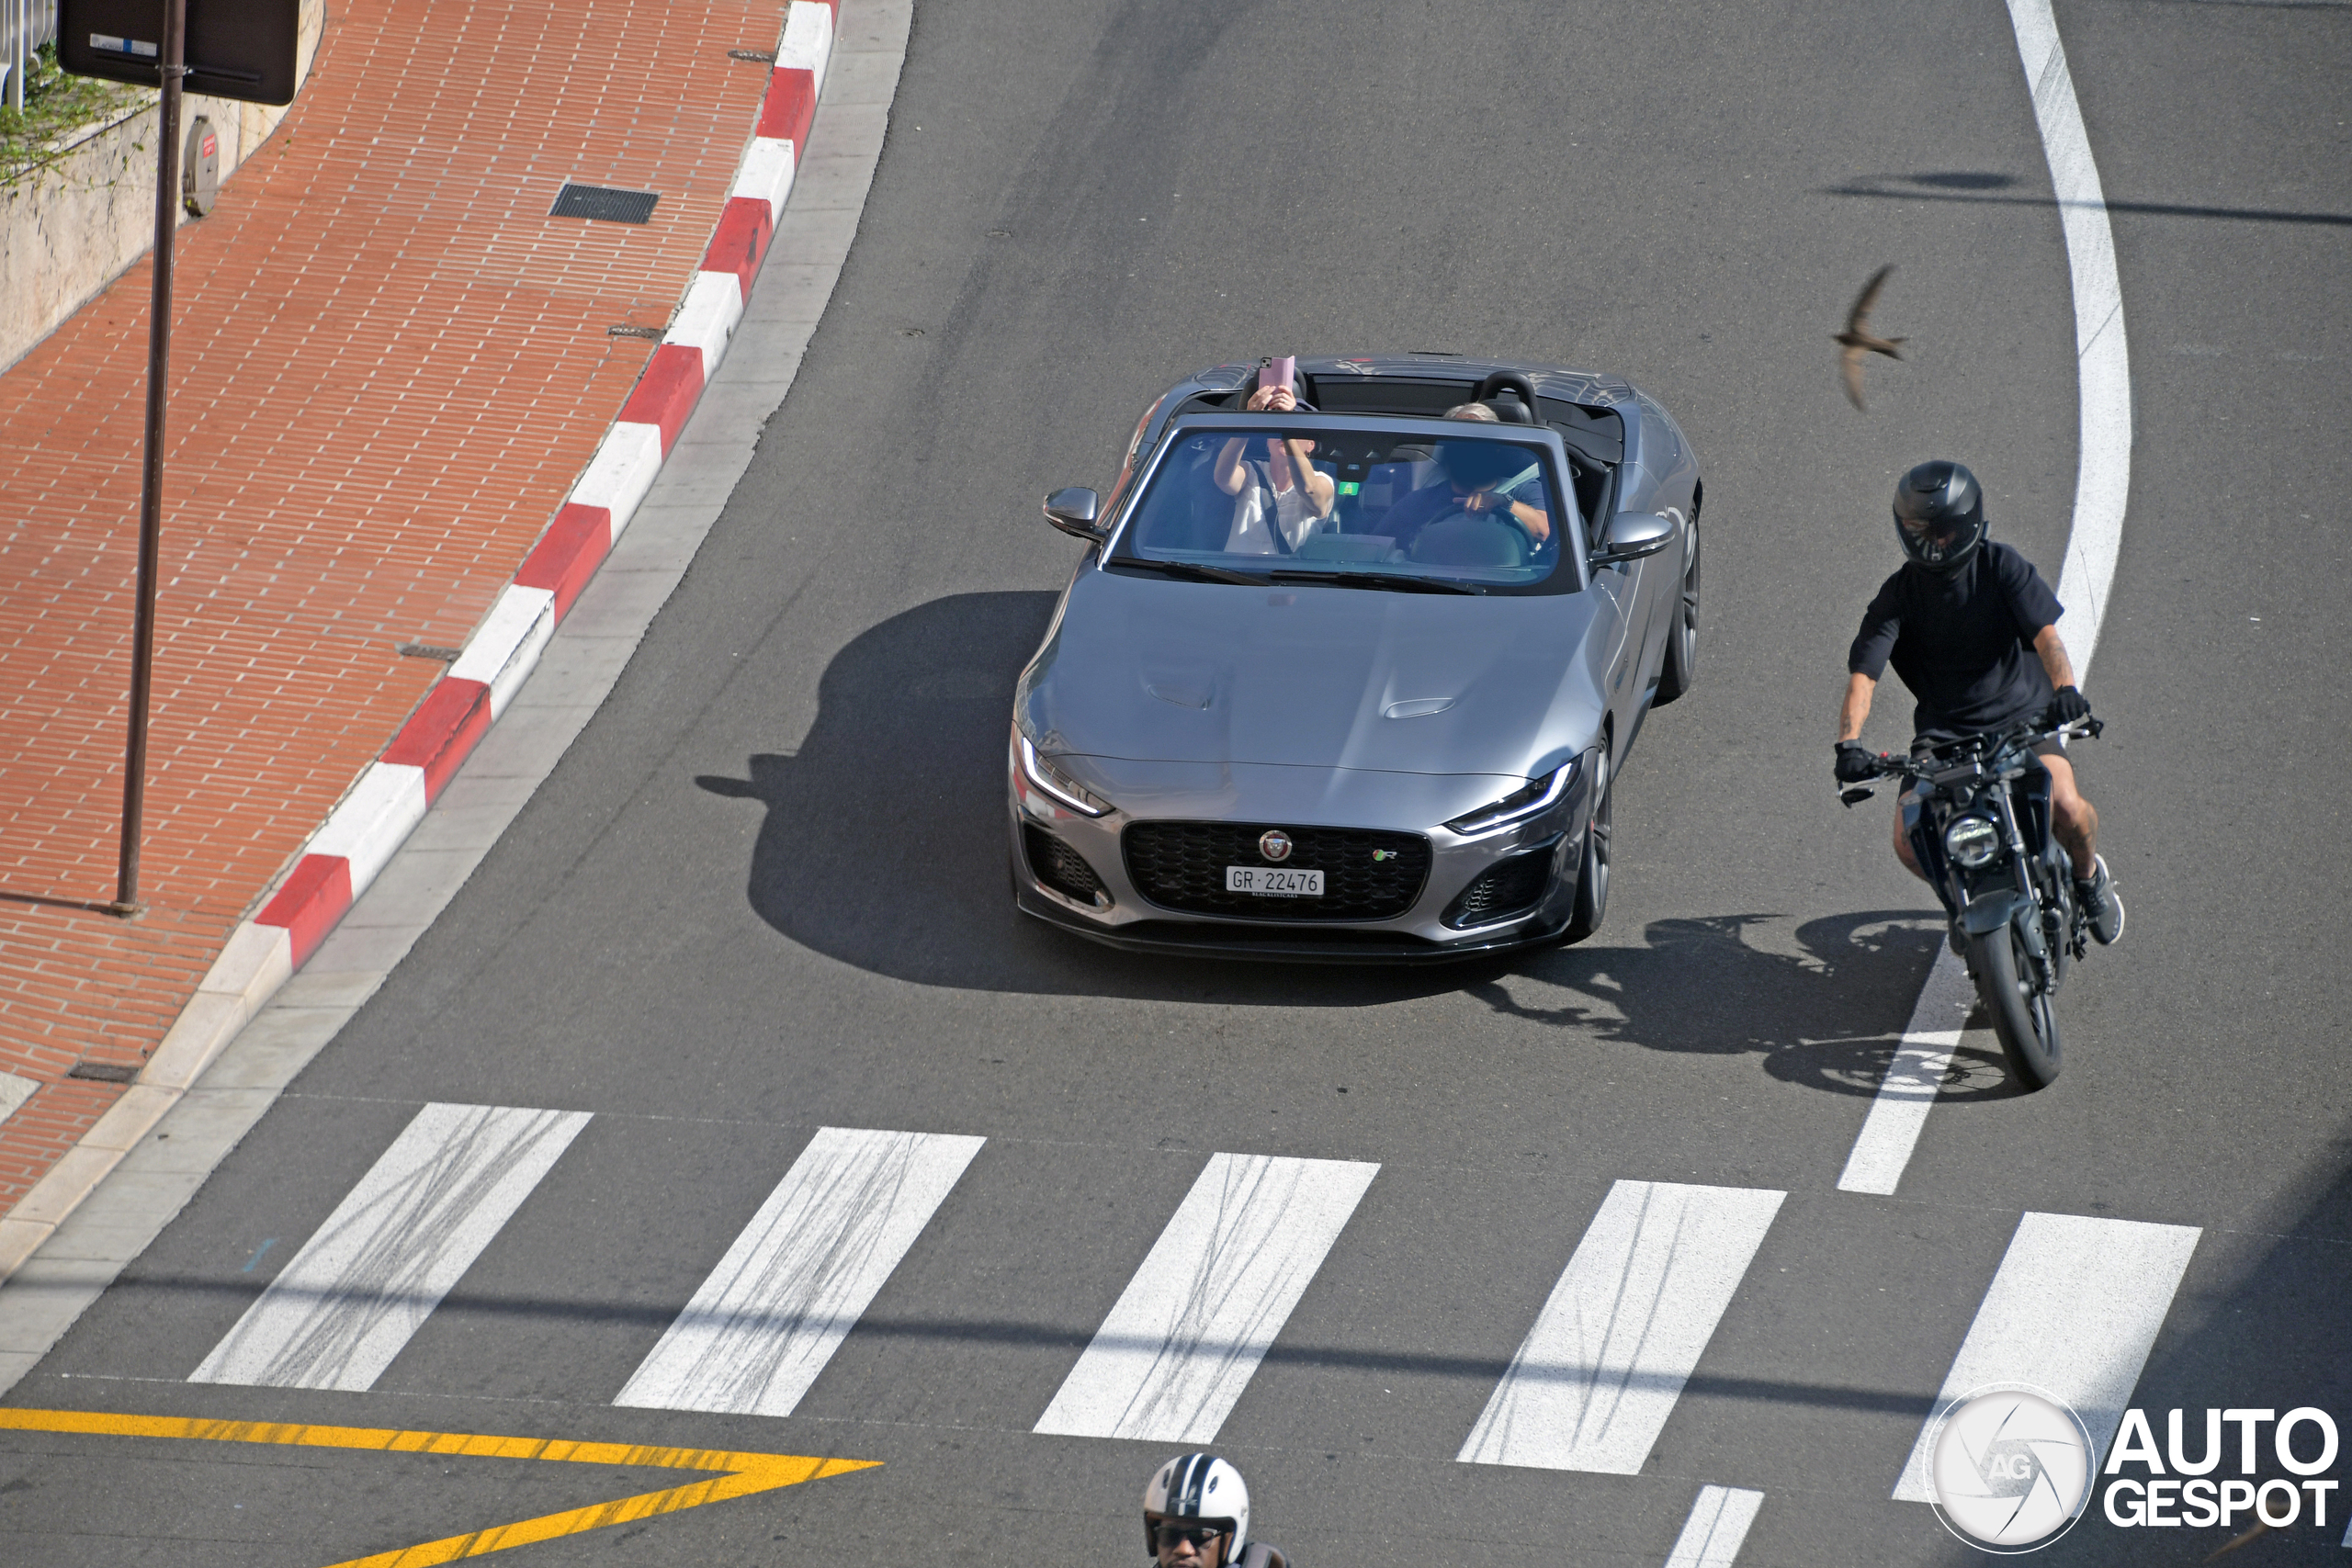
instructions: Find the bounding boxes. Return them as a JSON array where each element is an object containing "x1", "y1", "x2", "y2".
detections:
[
  {"x1": 2039, "y1": 753, "x2": 2099, "y2": 880},
  {"x1": 1892, "y1": 794, "x2": 1927, "y2": 881}
]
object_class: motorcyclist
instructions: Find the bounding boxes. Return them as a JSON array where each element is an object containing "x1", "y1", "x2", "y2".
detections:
[
  {"x1": 1142, "y1": 1452, "x2": 1286, "y2": 1568},
  {"x1": 1835, "y1": 460, "x2": 2123, "y2": 944}
]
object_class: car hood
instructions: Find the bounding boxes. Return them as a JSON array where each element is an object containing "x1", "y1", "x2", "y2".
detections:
[{"x1": 1018, "y1": 566, "x2": 1604, "y2": 778}]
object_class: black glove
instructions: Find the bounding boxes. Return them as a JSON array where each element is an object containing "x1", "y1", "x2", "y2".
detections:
[
  {"x1": 2045, "y1": 685, "x2": 2093, "y2": 728},
  {"x1": 1834, "y1": 741, "x2": 1878, "y2": 785}
]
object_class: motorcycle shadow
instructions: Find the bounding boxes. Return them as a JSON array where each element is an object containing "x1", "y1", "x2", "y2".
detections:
[{"x1": 1474, "y1": 910, "x2": 2022, "y2": 1101}]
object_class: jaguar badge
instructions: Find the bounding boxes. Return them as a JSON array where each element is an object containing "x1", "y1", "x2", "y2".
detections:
[{"x1": 1258, "y1": 830, "x2": 1293, "y2": 863}]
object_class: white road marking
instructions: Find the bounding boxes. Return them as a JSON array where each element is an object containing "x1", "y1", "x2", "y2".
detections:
[
  {"x1": 615, "y1": 1126, "x2": 984, "y2": 1418},
  {"x1": 1033, "y1": 1153, "x2": 1379, "y2": 1443},
  {"x1": 1836, "y1": 952, "x2": 1974, "y2": 1193},
  {"x1": 1894, "y1": 1212, "x2": 2199, "y2": 1500},
  {"x1": 1459, "y1": 1181, "x2": 1785, "y2": 1474},
  {"x1": 1664, "y1": 1485, "x2": 1765, "y2": 1567},
  {"x1": 189, "y1": 1102, "x2": 590, "y2": 1391},
  {"x1": 1839, "y1": 0, "x2": 2132, "y2": 1197},
  {"x1": 2007, "y1": 0, "x2": 2132, "y2": 682}
]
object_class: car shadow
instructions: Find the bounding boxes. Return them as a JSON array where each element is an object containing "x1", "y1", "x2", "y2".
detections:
[
  {"x1": 694, "y1": 591, "x2": 1469, "y2": 1007},
  {"x1": 695, "y1": 591, "x2": 2026, "y2": 1077},
  {"x1": 1469, "y1": 911, "x2": 2019, "y2": 1101}
]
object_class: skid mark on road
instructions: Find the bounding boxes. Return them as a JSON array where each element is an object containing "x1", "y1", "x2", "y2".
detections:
[
  {"x1": 1665, "y1": 1484, "x2": 1766, "y2": 1566},
  {"x1": 617, "y1": 1127, "x2": 985, "y2": 1419},
  {"x1": 1035, "y1": 1152, "x2": 1379, "y2": 1443},
  {"x1": 1460, "y1": 1180, "x2": 1785, "y2": 1474},
  {"x1": 192, "y1": 1104, "x2": 591, "y2": 1393}
]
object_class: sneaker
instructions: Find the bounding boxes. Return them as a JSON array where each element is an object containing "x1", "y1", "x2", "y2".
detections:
[{"x1": 2075, "y1": 855, "x2": 2124, "y2": 945}]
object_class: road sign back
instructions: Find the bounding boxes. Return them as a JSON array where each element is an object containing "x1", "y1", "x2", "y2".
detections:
[{"x1": 59, "y1": 0, "x2": 300, "y2": 105}]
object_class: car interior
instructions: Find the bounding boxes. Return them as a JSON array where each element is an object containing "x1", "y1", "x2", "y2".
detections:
[{"x1": 1170, "y1": 367, "x2": 1623, "y2": 543}]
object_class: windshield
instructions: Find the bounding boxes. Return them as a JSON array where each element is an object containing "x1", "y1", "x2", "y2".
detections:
[{"x1": 1114, "y1": 425, "x2": 1575, "y2": 590}]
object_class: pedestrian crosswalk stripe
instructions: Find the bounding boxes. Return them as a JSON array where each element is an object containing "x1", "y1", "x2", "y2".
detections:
[
  {"x1": 1458, "y1": 1180, "x2": 1786, "y2": 1474},
  {"x1": 189, "y1": 1103, "x2": 591, "y2": 1392},
  {"x1": 1663, "y1": 1485, "x2": 1764, "y2": 1566},
  {"x1": 1892, "y1": 1211, "x2": 2200, "y2": 1501},
  {"x1": 1034, "y1": 1153, "x2": 1380, "y2": 1443},
  {"x1": 615, "y1": 1126, "x2": 986, "y2": 1419}
]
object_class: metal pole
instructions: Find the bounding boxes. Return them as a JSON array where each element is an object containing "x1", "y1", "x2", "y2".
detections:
[{"x1": 115, "y1": 0, "x2": 185, "y2": 915}]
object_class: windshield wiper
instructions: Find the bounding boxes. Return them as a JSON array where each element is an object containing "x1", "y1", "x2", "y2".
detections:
[
  {"x1": 1118, "y1": 558, "x2": 1272, "y2": 586},
  {"x1": 1268, "y1": 570, "x2": 1482, "y2": 595}
]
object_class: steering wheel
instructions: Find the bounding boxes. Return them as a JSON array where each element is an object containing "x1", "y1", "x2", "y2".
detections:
[{"x1": 1409, "y1": 511, "x2": 1528, "y2": 568}]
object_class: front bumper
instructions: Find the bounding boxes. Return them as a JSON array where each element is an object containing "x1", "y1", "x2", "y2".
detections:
[{"x1": 1008, "y1": 739, "x2": 1596, "y2": 964}]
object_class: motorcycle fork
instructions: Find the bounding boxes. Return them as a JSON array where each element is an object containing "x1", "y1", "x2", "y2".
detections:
[{"x1": 1995, "y1": 782, "x2": 2066, "y2": 990}]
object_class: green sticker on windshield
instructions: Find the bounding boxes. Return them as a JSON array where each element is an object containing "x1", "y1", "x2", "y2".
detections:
[{"x1": 1338, "y1": 481, "x2": 1361, "y2": 495}]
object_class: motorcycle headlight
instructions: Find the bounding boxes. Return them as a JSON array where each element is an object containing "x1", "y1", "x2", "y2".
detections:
[
  {"x1": 1015, "y1": 728, "x2": 1111, "y2": 817},
  {"x1": 1446, "y1": 761, "x2": 1577, "y2": 836},
  {"x1": 1942, "y1": 815, "x2": 2002, "y2": 868}
]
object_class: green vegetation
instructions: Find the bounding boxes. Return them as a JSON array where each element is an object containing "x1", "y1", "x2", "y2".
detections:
[{"x1": 3, "y1": 42, "x2": 153, "y2": 187}]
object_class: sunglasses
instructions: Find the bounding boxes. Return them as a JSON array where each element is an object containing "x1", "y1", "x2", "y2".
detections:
[{"x1": 1156, "y1": 1523, "x2": 1226, "y2": 1550}]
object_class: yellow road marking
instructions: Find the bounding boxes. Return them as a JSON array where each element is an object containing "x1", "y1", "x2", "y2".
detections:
[{"x1": 0, "y1": 1407, "x2": 877, "y2": 1567}]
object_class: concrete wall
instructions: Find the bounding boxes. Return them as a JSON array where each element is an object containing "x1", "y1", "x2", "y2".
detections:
[{"x1": 0, "y1": 0, "x2": 324, "y2": 373}]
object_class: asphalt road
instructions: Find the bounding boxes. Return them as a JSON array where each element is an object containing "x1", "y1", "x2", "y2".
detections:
[{"x1": 6, "y1": 1, "x2": 2350, "y2": 1564}]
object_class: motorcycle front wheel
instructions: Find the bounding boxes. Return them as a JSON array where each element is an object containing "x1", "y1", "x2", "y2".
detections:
[{"x1": 1967, "y1": 919, "x2": 2063, "y2": 1089}]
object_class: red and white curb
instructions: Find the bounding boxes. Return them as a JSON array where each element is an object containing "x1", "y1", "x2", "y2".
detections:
[{"x1": 0, "y1": 1, "x2": 839, "y2": 1279}]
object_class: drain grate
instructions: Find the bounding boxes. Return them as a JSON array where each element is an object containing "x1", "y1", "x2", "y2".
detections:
[
  {"x1": 549, "y1": 183, "x2": 660, "y2": 224},
  {"x1": 69, "y1": 1060, "x2": 140, "y2": 1083}
]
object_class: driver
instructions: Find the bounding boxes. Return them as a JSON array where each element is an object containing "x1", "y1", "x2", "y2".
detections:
[
  {"x1": 1378, "y1": 402, "x2": 1552, "y2": 553},
  {"x1": 1141, "y1": 1452, "x2": 1283, "y2": 1568},
  {"x1": 1835, "y1": 461, "x2": 2122, "y2": 943}
]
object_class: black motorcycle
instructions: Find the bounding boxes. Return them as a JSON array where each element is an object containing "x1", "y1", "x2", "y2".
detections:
[{"x1": 1840, "y1": 718, "x2": 2101, "y2": 1089}]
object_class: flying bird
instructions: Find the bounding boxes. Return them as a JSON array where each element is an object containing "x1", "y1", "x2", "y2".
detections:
[{"x1": 1836, "y1": 265, "x2": 1905, "y2": 410}]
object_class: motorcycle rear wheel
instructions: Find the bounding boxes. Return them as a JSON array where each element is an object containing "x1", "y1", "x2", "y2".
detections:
[{"x1": 1967, "y1": 919, "x2": 2063, "y2": 1089}]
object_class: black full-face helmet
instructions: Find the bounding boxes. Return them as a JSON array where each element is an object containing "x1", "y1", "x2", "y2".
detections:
[{"x1": 1892, "y1": 460, "x2": 1986, "y2": 575}]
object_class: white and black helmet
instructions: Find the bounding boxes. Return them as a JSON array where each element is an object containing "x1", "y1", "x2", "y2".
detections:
[
  {"x1": 1892, "y1": 459, "x2": 1986, "y2": 576},
  {"x1": 1143, "y1": 1452, "x2": 1250, "y2": 1561}
]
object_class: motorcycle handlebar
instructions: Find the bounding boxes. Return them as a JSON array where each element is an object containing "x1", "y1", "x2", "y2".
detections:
[{"x1": 1836, "y1": 716, "x2": 2101, "y2": 807}]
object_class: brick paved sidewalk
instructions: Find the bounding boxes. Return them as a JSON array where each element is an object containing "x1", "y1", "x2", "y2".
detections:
[{"x1": 0, "y1": 0, "x2": 792, "y2": 1213}]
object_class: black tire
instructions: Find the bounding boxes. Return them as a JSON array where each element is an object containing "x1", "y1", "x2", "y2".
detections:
[
  {"x1": 1652, "y1": 519, "x2": 1702, "y2": 706},
  {"x1": 1966, "y1": 919, "x2": 2064, "y2": 1089},
  {"x1": 1558, "y1": 754, "x2": 1611, "y2": 945}
]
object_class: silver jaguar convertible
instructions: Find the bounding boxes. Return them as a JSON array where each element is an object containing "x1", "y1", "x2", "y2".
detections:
[{"x1": 1008, "y1": 355, "x2": 1703, "y2": 961}]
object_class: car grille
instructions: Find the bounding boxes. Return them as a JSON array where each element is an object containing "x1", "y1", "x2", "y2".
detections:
[
  {"x1": 1123, "y1": 821, "x2": 1430, "y2": 921},
  {"x1": 1023, "y1": 825, "x2": 1107, "y2": 906},
  {"x1": 1442, "y1": 846, "x2": 1554, "y2": 929}
]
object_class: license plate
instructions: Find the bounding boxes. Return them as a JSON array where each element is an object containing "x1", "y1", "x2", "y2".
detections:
[{"x1": 1227, "y1": 865, "x2": 1324, "y2": 897}]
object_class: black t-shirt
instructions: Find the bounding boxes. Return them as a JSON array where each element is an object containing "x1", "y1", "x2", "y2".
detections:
[{"x1": 1848, "y1": 542, "x2": 2064, "y2": 737}]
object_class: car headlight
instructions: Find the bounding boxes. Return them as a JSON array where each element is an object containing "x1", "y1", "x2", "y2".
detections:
[
  {"x1": 1942, "y1": 815, "x2": 2002, "y2": 868},
  {"x1": 1445, "y1": 761, "x2": 1577, "y2": 836},
  {"x1": 1015, "y1": 728, "x2": 1112, "y2": 817}
]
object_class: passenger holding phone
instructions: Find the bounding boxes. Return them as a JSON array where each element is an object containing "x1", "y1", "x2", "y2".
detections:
[{"x1": 1213, "y1": 363, "x2": 1332, "y2": 555}]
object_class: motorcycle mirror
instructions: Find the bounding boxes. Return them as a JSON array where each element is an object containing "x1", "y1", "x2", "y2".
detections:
[{"x1": 1838, "y1": 785, "x2": 1876, "y2": 807}]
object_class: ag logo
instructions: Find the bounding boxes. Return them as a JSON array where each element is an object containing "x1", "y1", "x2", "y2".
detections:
[
  {"x1": 1928, "y1": 1385, "x2": 2095, "y2": 1552},
  {"x1": 1258, "y1": 830, "x2": 1293, "y2": 863}
]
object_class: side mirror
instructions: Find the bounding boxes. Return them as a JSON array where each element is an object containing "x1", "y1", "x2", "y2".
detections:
[
  {"x1": 1591, "y1": 511, "x2": 1675, "y2": 566},
  {"x1": 1043, "y1": 486, "x2": 1104, "y2": 543}
]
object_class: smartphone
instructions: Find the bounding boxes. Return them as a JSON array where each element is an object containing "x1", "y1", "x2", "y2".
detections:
[{"x1": 1261, "y1": 356, "x2": 1295, "y2": 397}]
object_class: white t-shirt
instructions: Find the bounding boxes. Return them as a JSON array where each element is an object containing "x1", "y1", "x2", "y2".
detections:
[{"x1": 1225, "y1": 458, "x2": 1324, "y2": 555}]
